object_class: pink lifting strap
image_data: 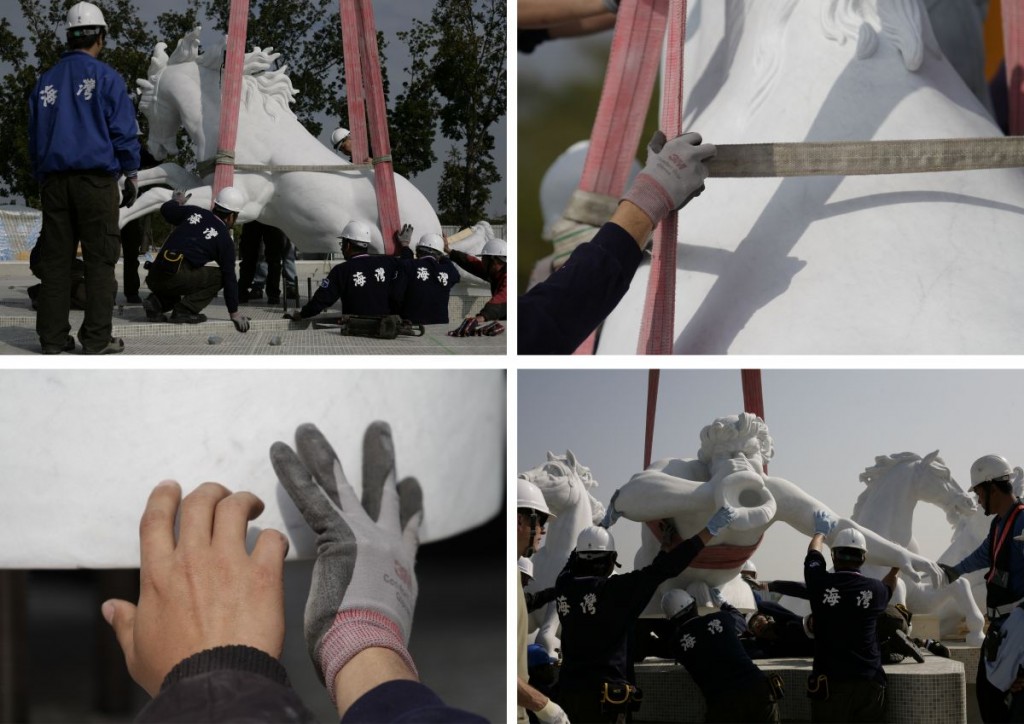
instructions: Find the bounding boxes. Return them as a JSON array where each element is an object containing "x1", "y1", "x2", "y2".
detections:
[
  {"x1": 339, "y1": 0, "x2": 369, "y2": 164},
  {"x1": 1004, "y1": 0, "x2": 1024, "y2": 135},
  {"x1": 573, "y1": 0, "x2": 669, "y2": 355},
  {"x1": 637, "y1": 0, "x2": 687, "y2": 355},
  {"x1": 644, "y1": 369, "x2": 660, "y2": 469},
  {"x1": 212, "y1": 0, "x2": 251, "y2": 204}
]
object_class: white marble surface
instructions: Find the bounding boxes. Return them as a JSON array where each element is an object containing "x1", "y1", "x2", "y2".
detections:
[{"x1": 0, "y1": 370, "x2": 504, "y2": 568}]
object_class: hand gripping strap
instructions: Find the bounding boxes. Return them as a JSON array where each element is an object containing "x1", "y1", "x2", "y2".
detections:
[{"x1": 320, "y1": 609, "x2": 418, "y2": 705}]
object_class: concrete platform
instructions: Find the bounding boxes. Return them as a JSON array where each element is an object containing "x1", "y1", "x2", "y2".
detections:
[
  {"x1": 0, "y1": 261, "x2": 505, "y2": 355},
  {"x1": 634, "y1": 652, "x2": 966, "y2": 723}
]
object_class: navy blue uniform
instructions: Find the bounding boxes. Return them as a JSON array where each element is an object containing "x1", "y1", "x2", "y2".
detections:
[
  {"x1": 147, "y1": 201, "x2": 240, "y2": 314},
  {"x1": 396, "y1": 249, "x2": 460, "y2": 324},
  {"x1": 519, "y1": 223, "x2": 643, "y2": 355},
  {"x1": 669, "y1": 605, "x2": 778, "y2": 722},
  {"x1": 804, "y1": 550, "x2": 891, "y2": 722},
  {"x1": 554, "y1": 535, "x2": 705, "y2": 722},
  {"x1": 28, "y1": 48, "x2": 140, "y2": 353},
  {"x1": 299, "y1": 255, "x2": 405, "y2": 318}
]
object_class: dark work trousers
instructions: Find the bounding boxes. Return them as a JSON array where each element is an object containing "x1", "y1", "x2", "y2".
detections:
[
  {"x1": 557, "y1": 684, "x2": 626, "y2": 724},
  {"x1": 810, "y1": 678, "x2": 885, "y2": 723},
  {"x1": 146, "y1": 264, "x2": 223, "y2": 315},
  {"x1": 238, "y1": 221, "x2": 284, "y2": 300},
  {"x1": 977, "y1": 648, "x2": 1024, "y2": 722},
  {"x1": 706, "y1": 680, "x2": 780, "y2": 723},
  {"x1": 36, "y1": 172, "x2": 120, "y2": 351},
  {"x1": 119, "y1": 215, "x2": 150, "y2": 297}
]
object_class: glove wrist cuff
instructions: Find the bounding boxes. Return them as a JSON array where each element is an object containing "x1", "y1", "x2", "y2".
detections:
[
  {"x1": 623, "y1": 174, "x2": 672, "y2": 228},
  {"x1": 320, "y1": 609, "x2": 417, "y2": 705}
]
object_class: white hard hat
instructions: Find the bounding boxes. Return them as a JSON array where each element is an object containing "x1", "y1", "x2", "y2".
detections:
[
  {"x1": 67, "y1": 2, "x2": 107, "y2": 30},
  {"x1": 971, "y1": 454, "x2": 1013, "y2": 488},
  {"x1": 338, "y1": 220, "x2": 373, "y2": 247},
  {"x1": 576, "y1": 526, "x2": 615, "y2": 556},
  {"x1": 741, "y1": 559, "x2": 758, "y2": 575},
  {"x1": 331, "y1": 127, "x2": 350, "y2": 148},
  {"x1": 518, "y1": 557, "x2": 534, "y2": 579},
  {"x1": 416, "y1": 233, "x2": 444, "y2": 254},
  {"x1": 480, "y1": 238, "x2": 507, "y2": 258},
  {"x1": 213, "y1": 186, "x2": 245, "y2": 214},
  {"x1": 661, "y1": 588, "x2": 697, "y2": 620},
  {"x1": 832, "y1": 528, "x2": 867, "y2": 552},
  {"x1": 517, "y1": 479, "x2": 553, "y2": 518}
]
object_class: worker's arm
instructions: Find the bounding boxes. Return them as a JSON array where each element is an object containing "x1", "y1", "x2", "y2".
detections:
[{"x1": 518, "y1": 677, "x2": 569, "y2": 723}]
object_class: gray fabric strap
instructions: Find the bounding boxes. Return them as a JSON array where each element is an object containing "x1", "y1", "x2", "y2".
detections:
[
  {"x1": 563, "y1": 189, "x2": 620, "y2": 226},
  {"x1": 708, "y1": 137, "x2": 1024, "y2": 177},
  {"x1": 197, "y1": 157, "x2": 371, "y2": 178}
]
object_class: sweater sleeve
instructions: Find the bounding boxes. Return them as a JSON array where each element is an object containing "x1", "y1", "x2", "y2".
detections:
[
  {"x1": 519, "y1": 222, "x2": 644, "y2": 354},
  {"x1": 341, "y1": 679, "x2": 488, "y2": 723},
  {"x1": 136, "y1": 645, "x2": 316, "y2": 723}
]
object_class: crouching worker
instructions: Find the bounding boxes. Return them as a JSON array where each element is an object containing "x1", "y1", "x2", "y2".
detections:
[
  {"x1": 143, "y1": 188, "x2": 250, "y2": 332},
  {"x1": 662, "y1": 588, "x2": 781, "y2": 723},
  {"x1": 555, "y1": 507, "x2": 736, "y2": 724},
  {"x1": 393, "y1": 224, "x2": 461, "y2": 324}
]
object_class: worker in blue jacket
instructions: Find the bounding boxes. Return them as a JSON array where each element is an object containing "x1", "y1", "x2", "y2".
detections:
[
  {"x1": 142, "y1": 188, "x2": 250, "y2": 332},
  {"x1": 392, "y1": 224, "x2": 461, "y2": 324},
  {"x1": 292, "y1": 221, "x2": 406, "y2": 319},
  {"x1": 28, "y1": 1, "x2": 140, "y2": 355},
  {"x1": 519, "y1": 131, "x2": 715, "y2": 354}
]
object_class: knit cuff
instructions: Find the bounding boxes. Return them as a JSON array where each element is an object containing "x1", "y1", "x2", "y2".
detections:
[
  {"x1": 160, "y1": 645, "x2": 289, "y2": 692},
  {"x1": 320, "y1": 610, "x2": 418, "y2": 705},
  {"x1": 622, "y1": 173, "x2": 674, "y2": 227}
]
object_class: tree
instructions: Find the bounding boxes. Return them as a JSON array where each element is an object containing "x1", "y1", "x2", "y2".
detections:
[{"x1": 401, "y1": 0, "x2": 505, "y2": 225}]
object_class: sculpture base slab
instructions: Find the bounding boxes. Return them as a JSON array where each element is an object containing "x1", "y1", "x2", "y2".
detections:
[{"x1": 634, "y1": 654, "x2": 965, "y2": 723}]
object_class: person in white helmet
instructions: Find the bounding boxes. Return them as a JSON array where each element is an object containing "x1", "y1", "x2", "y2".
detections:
[
  {"x1": 804, "y1": 512, "x2": 900, "y2": 723},
  {"x1": 941, "y1": 454, "x2": 1024, "y2": 722},
  {"x1": 449, "y1": 236, "x2": 507, "y2": 326},
  {"x1": 331, "y1": 126, "x2": 353, "y2": 160},
  {"x1": 142, "y1": 188, "x2": 250, "y2": 332},
  {"x1": 662, "y1": 587, "x2": 781, "y2": 722},
  {"x1": 391, "y1": 223, "x2": 461, "y2": 324},
  {"x1": 28, "y1": 1, "x2": 141, "y2": 354},
  {"x1": 289, "y1": 220, "x2": 406, "y2": 320},
  {"x1": 516, "y1": 479, "x2": 570, "y2": 724},
  {"x1": 554, "y1": 508, "x2": 737, "y2": 724}
]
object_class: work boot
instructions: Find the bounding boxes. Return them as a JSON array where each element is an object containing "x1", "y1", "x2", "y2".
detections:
[
  {"x1": 142, "y1": 295, "x2": 166, "y2": 322},
  {"x1": 890, "y1": 629, "x2": 925, "y2": 663},
  {"x1": 169, "y1": 310, "x2": 207, "y2": 324},
  {"x1": 125, "y1": 293, "x2": 142, "y2": 304},
  {"x1": 81, "y1": 337, "x2": 125, "y2": 355},
  {"x1": 914, "y1": 638, "x2": 951, "y2": 658},
  {"x1": 41, "y1": 336, "x2": 75, "y2": 355},
  {"x1": 267, "y1": 295, "x2": 281, "y2": 305},
  {"x1": 285, "y1": 285, "x2": 299, "y2": 301},
  {"x1": 247, "y1": 286, "x2": 264, "y2": 300}
]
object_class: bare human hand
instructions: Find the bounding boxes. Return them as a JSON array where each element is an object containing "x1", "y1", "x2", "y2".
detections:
[{"x1": 101, "y1": 480, "x2": 289, "y2": 696}]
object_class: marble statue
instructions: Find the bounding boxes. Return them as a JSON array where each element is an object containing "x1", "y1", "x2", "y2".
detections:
[
  {"x1": 596, "y1": 0, "x2": 1024, "y2": 354},
  {"x1": 851, "y1": 451, "x2": 985, "y2": 645},
  {"x1": 606, "y1": 413, "x2": 945, "y2": 618},
  {"x1": 121, "y1": 28, "x2": 443, "y2": 255},
  {"x1": 519, "y1": 450, "x2": 606, "y2": 655}
]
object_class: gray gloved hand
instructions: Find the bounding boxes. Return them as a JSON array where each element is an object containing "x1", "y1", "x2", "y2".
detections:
[
  {"x1": 622, "y1": 130, "x2": 716, "y2": 227},
  {"x1": 171, "y1": 188, "x2": 192, "y2": 205},
  {"x1": 395, "y1": 223, "x2": 414, "y2": 247},
  {"x1": 602, "y1": 0, "x2": 620, "y2": 11},
  {"x1": 600, "y1": 489, "x2": 622, "y2": 529},
  {"x1": 536, "y1": 698, "x2": 570, "y2": 724},
  {"x1": 230, "y1": 312, "x2": 250, "y2": 333},
  {"x1": 270, "y1": 423, "x2": 423, "y2": 704},
  {"x1": 710, "y1": 586, "x2": 726, "y2": 608},
  {"x1": 706, "y1": 505, "x2": 736, "y2": 536},
  {"x1": 939, "y1": 563, "x2": 960, "y2": 583},
  {"x1": 813, "y1": 510, "x2": 838, "y2": 537}
]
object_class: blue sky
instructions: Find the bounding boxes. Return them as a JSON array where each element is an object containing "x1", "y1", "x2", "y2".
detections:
[{"x1": 518, "y1": 369, "x2": 1023, "y2": 581}]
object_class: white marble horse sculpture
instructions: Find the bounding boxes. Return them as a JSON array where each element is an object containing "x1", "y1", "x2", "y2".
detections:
[
  {"x1": 607, "y1": 413, "x2": 945, "y2": 618},
  {"x1": 598, "y1": 0, "x2": 1024, "y2": 354},
  {"x1": 122, "y1": 28, "x2": 442, "y2": 254},
  {"x1": 519, "y1": 450, "x2": 606, "y2": 655},
  {"x1": 938, "y1": 465, "x2": 1024, "y2": 618},
  {"x1": 851, "y1": 451, "x2": 985, "y2": 645}
]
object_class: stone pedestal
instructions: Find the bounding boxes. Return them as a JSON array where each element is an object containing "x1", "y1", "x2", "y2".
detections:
[{"x1": 634, "y1": 654, "x2": 966, "y2": 723}]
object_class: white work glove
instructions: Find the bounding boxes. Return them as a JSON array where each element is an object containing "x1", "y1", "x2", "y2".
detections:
[
  {"x1": 622, "y1": 130, "x2": 716, "y2": 227},
  {"x1": 813, "y1": 510, "x2": 837, "y2": 537},
  {"x1": 710, "y1": 586, "x2": 726, "y2": 608},
  {"x1": 705, "y1": 505, "x2": 737, "y2": 537},
  {"x1": 395, "y1": 223, "x2": 414, "y2": 247},
  {"x1": 536, "y1": 698, "x2": 570, "y2": 724},
  {"x1": 270, "y1": 423, "x2": 423, "y2": 704}
]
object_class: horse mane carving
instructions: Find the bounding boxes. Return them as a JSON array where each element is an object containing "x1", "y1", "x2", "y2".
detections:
[{"x1": 852, "y1": 450, "x2": 955, "y2": 522}]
